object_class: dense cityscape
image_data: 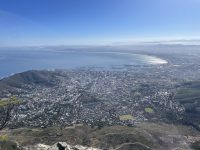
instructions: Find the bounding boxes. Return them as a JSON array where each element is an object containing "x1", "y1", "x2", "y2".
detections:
[{"x1": 0, "y1": 47, "x2": 199, "y2": 130}]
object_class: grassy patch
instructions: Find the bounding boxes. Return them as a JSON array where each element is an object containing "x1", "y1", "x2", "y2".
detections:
[
  {"x1": 119, "y1": 115, "x2": 134, "y2": 121},
  {"x1": 0, "y1": 97, "x2": 22, "y2": 107},
  {"x1": 145, "y1": 108, "x2": 154, "y2": 113},
  {"x1": 0, "y1": 135, "x2": 9, "y2": 142}
]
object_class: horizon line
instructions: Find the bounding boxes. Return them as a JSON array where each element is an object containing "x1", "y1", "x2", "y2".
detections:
[{"x1": 1, "y1": 38, "x2": 200, "y2": 48}]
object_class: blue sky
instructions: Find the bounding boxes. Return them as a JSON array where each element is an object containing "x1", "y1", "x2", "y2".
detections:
[{"x1": 0, "y1": 0, "x2": 200, "y2": 46}]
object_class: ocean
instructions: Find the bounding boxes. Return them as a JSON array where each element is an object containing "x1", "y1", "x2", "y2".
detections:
[{"x1": 0, "y1": 49, "x2": 167, "y2": 78}]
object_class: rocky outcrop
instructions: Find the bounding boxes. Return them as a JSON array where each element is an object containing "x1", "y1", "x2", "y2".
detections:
[{"x1": 22, "y1": 142, "x2": 101, "y2": 150}]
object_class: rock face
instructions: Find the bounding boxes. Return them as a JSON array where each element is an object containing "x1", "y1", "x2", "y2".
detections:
[
  {"x1": 22, "y1": 143, "x2": 50, "y2": 150},
  {"x1": 22, "y1": 142, "x2": 101, "y2": 150}
]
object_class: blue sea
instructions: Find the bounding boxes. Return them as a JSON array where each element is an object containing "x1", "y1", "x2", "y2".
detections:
[{"x1": 0, "y1": 49, "x2": 167, "y2": 78}]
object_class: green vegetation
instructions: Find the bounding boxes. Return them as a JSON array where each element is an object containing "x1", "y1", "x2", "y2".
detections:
[
  {"x1": 0, "y1": 135, "x2": 19, "y2": 150},
  {"x1": 119, "y1": 115, "x2": 134, "y2": 121},
  {"x1": 175, "y1": 81, "x2": 200, "y2": 103},
  {"x1": 0, "y1": 97, "x2": 22, "y2": 107},
  {"x1": 145, "y1": 107, "x2": 154, "y2": 113},
  {"x1": 0, "y1": 97, "x2": 22, "y2": 130},
  {"x1": 0, "y1": 141, "x2": 19, "y2": 150},
  {"x1": 0, "y1": 135, "x2": 9, "y2": 142},
  {"x1": 174, "y1": 81, "x2": 200, "y2": 131},
  {"x1": 175, "y1": 88, "x2": 200, "y2": 104}
]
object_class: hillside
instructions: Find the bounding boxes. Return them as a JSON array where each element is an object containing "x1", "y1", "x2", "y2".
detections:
[
  {"x1": 175, "y1": 81, "x2": 200, "y2": 130},
  {"x1": 0, "y1": 70, "x2": 59, "y2": 88},
  {"x1": 1, "y1": 122, "x2": 200, "y2": 150}
]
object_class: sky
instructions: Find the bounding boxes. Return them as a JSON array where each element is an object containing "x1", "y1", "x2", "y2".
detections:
[{"x1": 0, "y1": 0, "x2": 200, "y2": 46}]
